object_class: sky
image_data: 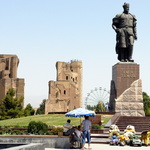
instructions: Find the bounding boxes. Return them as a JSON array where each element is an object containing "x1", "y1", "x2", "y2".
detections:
[{"x1": 0, "y1": 0, "x2": 150, "y2": 108}]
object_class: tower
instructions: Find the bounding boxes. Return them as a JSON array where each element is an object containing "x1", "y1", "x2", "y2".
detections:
[
  {"x1": 0, "y1": 55, "x2": 24, "y2": 106},
  {"x1": 45, "y1": 60, "x2": 82, "y2": 114}
]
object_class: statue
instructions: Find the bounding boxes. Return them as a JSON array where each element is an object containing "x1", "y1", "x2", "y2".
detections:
[{"x1": 112, "y1": 3, "x2": 137, "y2": 62}]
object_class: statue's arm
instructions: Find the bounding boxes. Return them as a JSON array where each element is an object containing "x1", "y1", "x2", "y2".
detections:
[
  {"x1": 133, "y1": 15, "x2": 137, "y2": 40},
  {"x1": 112, "y1": 23, "x2": 117, "y2": 31},
  {"x1": 112, "y1": 14, "x2": 121, "y2": 33},
  {"x1": 130, "y1": 13, "x2": 137, "y2": 40}
]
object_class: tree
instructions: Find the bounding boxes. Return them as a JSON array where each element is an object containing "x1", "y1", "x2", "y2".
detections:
[
  {"x1": 95, "y1": 102, "x2": 106, "y2": 112},
  {"x1": 0, "y1": 99, "x2": 6, "y2": 120},
  {"x1": 0, "y1": 88, "x2": 24, "y2": 120},
  {"x1": 86, "y1": 105, "x2": 96, "y2": 111},
  {"x1": 24, "y1": 103, "x2": 35, "y2": 116},
  {"x1": 36, "y1": 99, "x2": 46, "y2": 115},
  {"x1": 143, "y1": 92, "x2": 150, "y2": 115}
]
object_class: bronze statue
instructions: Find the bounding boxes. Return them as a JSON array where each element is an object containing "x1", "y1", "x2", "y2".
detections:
[{"x1": 112, "y1": 3, "x2": 137, "y2": 62}]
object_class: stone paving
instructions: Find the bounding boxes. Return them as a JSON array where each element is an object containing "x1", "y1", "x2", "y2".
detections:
[
  {"x1": 45, "y1": 143, "x2": 150, "y2": 150},
  {"x1": 45, "y1": 133, "x2": 150, "y2": 150}
]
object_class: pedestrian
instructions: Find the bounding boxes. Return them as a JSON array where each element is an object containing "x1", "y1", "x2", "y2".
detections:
[{"x1": 81, "y1": 116, "x2": 92, "y2": 149}]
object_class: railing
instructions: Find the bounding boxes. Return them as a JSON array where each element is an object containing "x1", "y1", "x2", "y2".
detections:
[{"x1": 104, "y1": 112, "x2": 121, "y2": 128}]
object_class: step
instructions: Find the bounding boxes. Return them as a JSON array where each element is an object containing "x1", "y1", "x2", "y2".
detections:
[
  {"x1": 90, "y1": 133, "x2": 143, "y2": 144},
  {"x1": 114, "y1": 116, "x2": 150, "y2": 132}
]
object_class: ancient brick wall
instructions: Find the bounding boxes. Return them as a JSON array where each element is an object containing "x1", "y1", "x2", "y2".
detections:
[
  {"x1": 45, "y1": 60, "x2": 82, "y2": 114},
  {"x1": 0, "y1": 55, "x2": 24, "y2": 106}
]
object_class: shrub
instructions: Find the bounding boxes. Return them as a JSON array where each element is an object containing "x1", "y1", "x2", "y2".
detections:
[
  {"x1": 27, "y1": 121, "x2": 48, "y2": 135},
  {"x1": 11, "y1": 130, "x2": 23, "y2": 135},
  {"x1": 2, "y1": 128, "x2": 12, "y2": 134},
  {"x1": 145, "y1": 109, "x2": 150, "y2": 115},
  {"x1": 23, "y1": 130, "x2": 29, "y2": 135},
  {"x1": 0, "y1": 130, "x2": 4, "y2": 135},
  {"x1": 92, "y1": 124, "x2": 101, "y2": 129}
]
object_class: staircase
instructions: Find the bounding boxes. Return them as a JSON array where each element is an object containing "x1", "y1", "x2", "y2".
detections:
[
  {"x1": 91, "y1": 133, "x2": 109, "y2": 144},
  {"x1": 91, "y1": 114, "x2": 150, "y2": 144},
  {"x1": 115, "y1": 116, "x2": 150, "y2": 132}
]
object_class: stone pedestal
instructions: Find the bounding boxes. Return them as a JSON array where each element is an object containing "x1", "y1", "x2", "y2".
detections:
[{"x1": 109, "y1": 62, "x2": 145, "y2": 116}]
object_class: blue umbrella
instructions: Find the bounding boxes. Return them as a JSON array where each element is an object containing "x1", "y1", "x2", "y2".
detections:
[{"x1": 65, "y1": 108, "x2": 96, "y2": 117}]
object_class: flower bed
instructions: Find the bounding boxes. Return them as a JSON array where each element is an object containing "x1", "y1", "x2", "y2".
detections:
[{"x1": 0, "y1": 122, "x2": 63, "y2": 135}]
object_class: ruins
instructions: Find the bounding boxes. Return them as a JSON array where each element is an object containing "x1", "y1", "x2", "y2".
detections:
[
  {"x1": 45, "y1": 60, "x2": 82, "y2": 114},
  {"x1": 0, "y1": 55, "x2": 24, "y2": 105}
]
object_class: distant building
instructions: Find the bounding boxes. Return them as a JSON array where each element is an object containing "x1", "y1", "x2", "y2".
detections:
[
  {"x1": 45, "y1": 60, "x2": 82, "y2": 113},
  {"x1": 0, "y1": 54, "x2": 24, "y2": 106}
]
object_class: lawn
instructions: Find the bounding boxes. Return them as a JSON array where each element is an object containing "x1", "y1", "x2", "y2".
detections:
[{"x1": 0, "y1": 114, "x2": 113, "y2": 128}]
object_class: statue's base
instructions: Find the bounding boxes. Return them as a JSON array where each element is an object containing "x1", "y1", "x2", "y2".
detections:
[
  {"x1": 112, "y1": 62, "x2": 139, "y2": 97},
  {"x1": 115, "y1": 79, "x2": 145, "y2": 116},
  {"x1": 109, "y1": 62, "x2": 145, "y2": 116}
]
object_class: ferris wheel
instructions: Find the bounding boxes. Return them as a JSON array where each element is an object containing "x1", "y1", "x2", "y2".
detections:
[{"x1": 85, "y1": 87, "x2": 110, "y2": 108}]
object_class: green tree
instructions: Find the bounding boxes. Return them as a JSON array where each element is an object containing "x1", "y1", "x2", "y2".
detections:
[
  {"x1": 143, "y1": 92, "x2": 150, "y2": 115},
  {"x1": 24, "y1": 103, "x2": 35, "y2": 116},
  {"x1": 0, "y1": 99, "x2": 6, "y2": 120},
  {"x1": 0, "y1": 88, "x2": 24, "y2": 120},
  {"x1": 86, "y1": 105, "x2": 96, "y2": 111},
  {"x1": 95, "y1": 102, "x2": 106, "y2": 112},
  {"x1": 36, "y1": 99, "x2": 46, "y2": 115}
]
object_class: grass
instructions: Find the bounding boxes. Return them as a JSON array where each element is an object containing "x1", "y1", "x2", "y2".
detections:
[
  {"x1": 0, "y1": 114, "x2": 113, "y2": 128},
  {"x1": 101, "y1": 114, "x2": 113, "y2": 128}
]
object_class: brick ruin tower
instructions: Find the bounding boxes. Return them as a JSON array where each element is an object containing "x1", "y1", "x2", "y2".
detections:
[
  {"x1": 45, "y1": 60, "x2": 82, "y2": 114},
  {"x1": 0, "y1": 54, "x2": 24, "y2": 106}
]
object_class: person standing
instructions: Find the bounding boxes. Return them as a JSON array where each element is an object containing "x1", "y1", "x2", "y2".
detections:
[
  {"x1": 81, "y1": 116, "x2": 92, "y2": 149},
  {"x1": 112, "y1": 3, "x2": 137, "y2": 62}
]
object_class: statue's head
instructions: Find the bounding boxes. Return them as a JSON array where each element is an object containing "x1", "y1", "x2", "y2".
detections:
[
  {"x1": 123, "y1": 3, "x2": 129, "y2": 13},
  {"x1": 123, "y1": 3, "x2": 129, "y2": 8}
]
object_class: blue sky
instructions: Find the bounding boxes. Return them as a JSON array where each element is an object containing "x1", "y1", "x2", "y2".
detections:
[{"x1": 0, "y1": 0, "x2": 150, "y2": 108}]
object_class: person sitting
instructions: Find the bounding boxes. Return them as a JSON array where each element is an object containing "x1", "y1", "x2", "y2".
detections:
[
  {"x1": 72, "y1": 125, "x2": 82, "y2": 148},
  {"x1": 63, "y1": 119, "x2": 75, "y2": 136},
  {"x1": 63, "y1": 119, "x2": 75, "y2": 148}
]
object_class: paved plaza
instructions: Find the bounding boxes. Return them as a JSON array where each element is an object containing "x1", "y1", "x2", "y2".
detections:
[{"x1": 45, "y1": 143, "x2": 150, "y2": 150}]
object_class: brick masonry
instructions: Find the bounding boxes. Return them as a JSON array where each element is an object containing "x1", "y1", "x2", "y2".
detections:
[
  {"x1": 0, "y1": 54, "x2": 24, "y2": 106},
  {"x1": 45, "y1": 60, "x2": 82, "y2": 114}
]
